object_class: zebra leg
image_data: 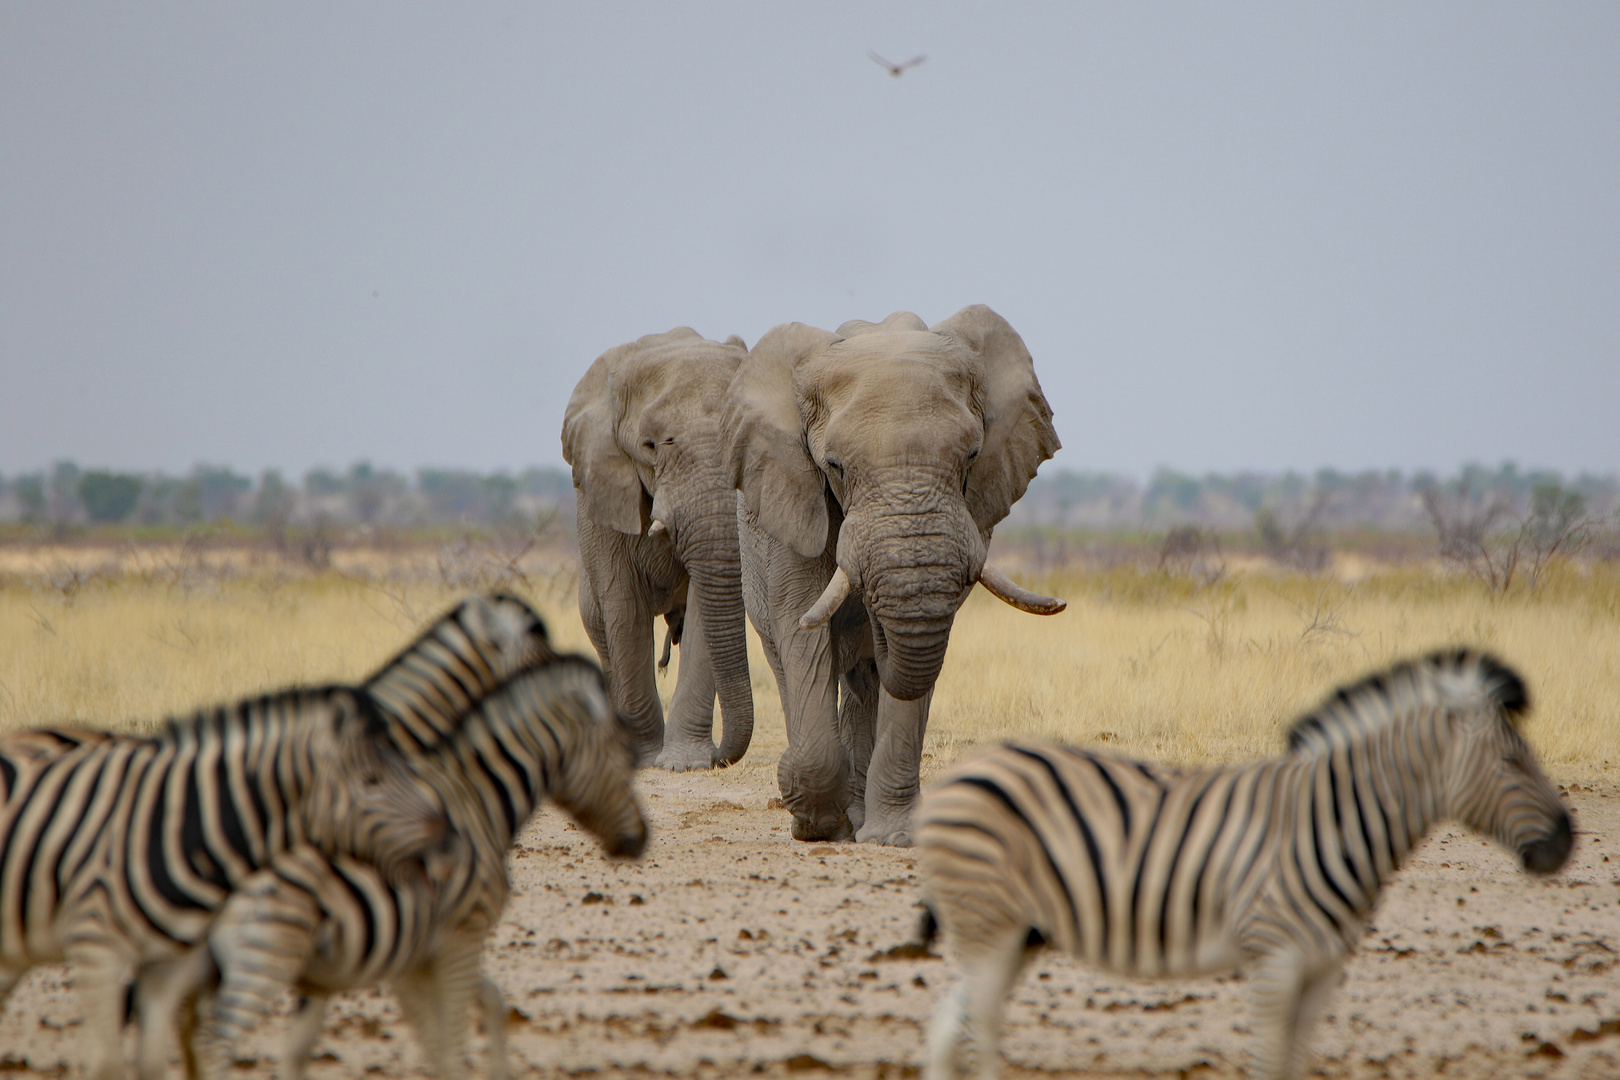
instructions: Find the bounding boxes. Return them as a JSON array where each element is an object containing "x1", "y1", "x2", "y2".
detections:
[
  {"x1": 932, "y1": 924, "x2": 1032, "y2": 1080},
  {"x1": 476, "y1": 975, "x2": 512, "y2": 1080},
  {"x1": 205, "y1": 871, "x2": 321, "y2": 1056},
  {"x1": 133, "y1": 946, "x2": 217, "y2": 1080},
  {"x1": 73, "y1": 948, "x2": 136, "y2": 1080},
  {"x1": 280, "y1": 990, "x2": 332, "y2": 1080},
  {"x1": 925, "y1": 978, "x2": 971, "y2": 1080},
  {"x1": 1246, "y1": 951, "x2": 1343, "y2": 1080}
]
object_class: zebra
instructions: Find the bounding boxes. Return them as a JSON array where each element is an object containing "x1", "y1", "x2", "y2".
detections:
[
  {"x1": 361, "y1": 591, "x2": 554, "y2": 754},
  {"x1": 137, "y1": 655, "x2": 647, "y2": 1080},
  {"x1": 915, "y1": 649, "x2": 1573, "y2": 1080},
  {"x1": 0, "y1": 686, "x2": 451, "y2": 1080},
  {"x1": 0, "y1": 591, "x2": 552, "y2": 1080}
]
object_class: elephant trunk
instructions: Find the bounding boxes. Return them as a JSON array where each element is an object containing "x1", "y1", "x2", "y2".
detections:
[
  {"x1": 672, "y1": 478, "x2": 755, "y2": 766},
  {"x1": 871, "y1": 618, "x2": 953, "y2": 702},
  {"x1": 845, "y1": 494, "x2": 983, "y2": 703}
]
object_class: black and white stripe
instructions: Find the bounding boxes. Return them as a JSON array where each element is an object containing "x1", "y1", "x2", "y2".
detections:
[
  {"x1": 148, "y1": 655, "x2": 646, "y2": 1080},
  {"x1": 917, "y1": 649, "x2": 1572, "y2": 1080},
  {"x1": 362, "y1": 591, "x2": 553, "y2": 754},
  {"x1": 0, "y1": 686, "x2": 449, "y2": 1080}
]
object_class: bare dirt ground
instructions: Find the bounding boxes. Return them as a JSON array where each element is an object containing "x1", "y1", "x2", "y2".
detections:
[{"x1": 2, "y1": 770, "x2": 1616, "y2": 1080}]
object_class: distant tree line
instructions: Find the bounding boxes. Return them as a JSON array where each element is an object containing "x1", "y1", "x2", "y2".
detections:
[
  {"x1": 0, "y1": 462, "x2": 575, "y2": 533},
  {"x1": 1006, "y1": 463, "x2": 1620, "y2": 533},
  {"x1": 2, "y1": 461, "x2": 1615, "y2": 550}
]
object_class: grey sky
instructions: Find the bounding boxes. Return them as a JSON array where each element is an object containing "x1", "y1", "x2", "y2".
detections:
[{"x1": 3, "y1": 3, "x2": 1616, "y2": 480}]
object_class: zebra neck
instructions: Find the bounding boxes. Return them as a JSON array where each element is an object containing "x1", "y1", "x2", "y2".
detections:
[
  {"x1": 1359, "y1": 716, "x2": 1449, "y2": 879},
  {"x1": 449, "y1": 698, "x2": 554, "y2": 850}
]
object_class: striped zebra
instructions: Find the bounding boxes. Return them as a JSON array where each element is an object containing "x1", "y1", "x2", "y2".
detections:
[
  {"x1": 138, "y1": 655, "x2": 646, "y2": 1080},
  {"x1": 0, "y1": 686, "x2": 450, "y2": 1080},
  {"x1": 112, "y1": 591, "x2": 557, "y2": 1078},
  {"x1": 916, "y1": 649, "x2": 1573, "y2": 1080},
  {"x1": 3, "y1": 593, "x2": 547, "y2": 1080},
  {"x1": 361, "y1": 591, "x2": 554, "y2": 754}
]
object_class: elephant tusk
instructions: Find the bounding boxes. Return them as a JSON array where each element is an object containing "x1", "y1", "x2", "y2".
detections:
[
  {"x1": 647, "y1": 519, "x2": 667, "y2": 538},
  {"x1": 798, "y1": 567, "x2": 852, "y2": 630},
  {"x1": 978, "y1": 564, "x2": 1066, "y2": 615}
]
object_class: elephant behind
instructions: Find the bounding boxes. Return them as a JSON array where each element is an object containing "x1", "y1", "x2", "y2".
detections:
[
  {"x1": 563, "y1": 328, "x2": 754, "y2": 770},
  {"x1": 724, "y1": 305, "x2": 1065, "y2": 845}
]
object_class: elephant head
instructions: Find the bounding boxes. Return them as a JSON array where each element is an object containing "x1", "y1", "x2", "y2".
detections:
[
  {"x1": 562, "y1": 327, "x2": 754, "y2": 766},
  {"x1": 726, "y1": 306, "x2": 1063, "y2": 702}
]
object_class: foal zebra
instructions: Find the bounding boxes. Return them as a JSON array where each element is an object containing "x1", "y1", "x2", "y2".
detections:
[
  {"x1": 916, "y1": 649, "x2": 1572, "y2": 1080},
  {"x1": 145, "y1": 655, "x2": 646, "y2": 1080}
]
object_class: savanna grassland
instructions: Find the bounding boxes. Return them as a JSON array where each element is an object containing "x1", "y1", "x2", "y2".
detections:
[
  {"x1": 3, "y1": 547, "x2": 1616, "y2": 780},
  {"x1": 0, "y1": 545, "x2": 1617, "y2": 1078}
]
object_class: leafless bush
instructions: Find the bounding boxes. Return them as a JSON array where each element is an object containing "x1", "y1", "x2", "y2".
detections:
[
  {"x1": 1254, "y1": 489, "x2": 1331, "y2": 571},
  {"x1": 1421, "y1": 478, "x2": 1590, "y2": 592},
  {"x1": 436, "y1": 532, "x2": 537, "y2": 591},
  {"x1": 1159, "y1": 526, "x2": 1226, "y2": 586},
  {"x1": 295, "y1": 517, "x2": 334, "y2": 571}
]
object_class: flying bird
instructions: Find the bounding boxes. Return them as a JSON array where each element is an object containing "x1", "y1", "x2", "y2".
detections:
[{"x1": 868, "y1": 50, "x2": 926, "y2": 77}]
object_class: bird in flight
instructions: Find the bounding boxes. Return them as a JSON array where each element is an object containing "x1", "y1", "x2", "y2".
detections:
[{"x1": 868, "y1": 50, "x2": 926, "y2": 77}]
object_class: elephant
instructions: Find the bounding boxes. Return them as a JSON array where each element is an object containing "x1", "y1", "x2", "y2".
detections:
[
  {"x1": 562, "y1": 327, "x2": 754, "y2": 770},
  {"x1": 724, "y1": 305, "x2": 1066, "y2": 846}
]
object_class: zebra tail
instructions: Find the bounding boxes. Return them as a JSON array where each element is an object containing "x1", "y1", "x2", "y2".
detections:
[{"x1": 917, "y1": 904, "x2": 939, "y2": 946}]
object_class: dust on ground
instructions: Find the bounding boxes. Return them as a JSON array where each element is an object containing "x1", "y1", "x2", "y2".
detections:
[{"x1": 2, "y1": 771, "x2": 1616, "y2": 1080}]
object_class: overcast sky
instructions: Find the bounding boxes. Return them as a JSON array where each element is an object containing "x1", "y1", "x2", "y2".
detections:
[{"x1": 2, "y1": 4, "x2": 1616, "y2": 480}]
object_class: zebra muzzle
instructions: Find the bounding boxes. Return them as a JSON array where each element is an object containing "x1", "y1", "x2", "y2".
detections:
[{"x1": 1520, "y1": 812, "x2": 1573, "y2": 875}]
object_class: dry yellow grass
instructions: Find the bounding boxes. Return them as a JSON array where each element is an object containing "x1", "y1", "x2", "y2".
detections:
[{"x1": 1, "y1": 557, "x2": 1614, "y2": 788}]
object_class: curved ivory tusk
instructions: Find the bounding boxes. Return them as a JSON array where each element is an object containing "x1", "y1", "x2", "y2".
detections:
[
  {"x1": 647, "y1": 519, "x2": 667, "y2": 538},
  {"x1": 978, "y1": 563, "x2": 1066, "y2": 615},
  {"x1": 799, "y1": 567, "x2": 852, "y2": 630}
]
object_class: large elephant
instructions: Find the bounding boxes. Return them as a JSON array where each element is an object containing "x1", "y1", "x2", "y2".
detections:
[
  {"x1": 563, "y1": 328, "x2": 754, "y2": 770},
  {"x1": 724, "y1": 305, "x2": 1065, "y2": 845}
]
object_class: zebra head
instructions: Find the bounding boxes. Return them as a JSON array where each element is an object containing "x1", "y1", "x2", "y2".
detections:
[
  {"x1": 464, "y1": 591, "x2": 555, "y2": 675},
  {"x1": 529, "y1": 657, "x2": 648, "y2": 860},
  {"x1": 1433, "y1": 651, "x2": 1572, "y2": 876},
  {"x1": 308, "y1": 689, "x2": 457, "y2": 878}
]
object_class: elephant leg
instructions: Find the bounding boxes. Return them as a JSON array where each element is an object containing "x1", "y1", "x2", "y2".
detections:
[
  {"x1": 772, "y1": 611, "x2": 853, "y2": 840},
  {"x1": 599, "y1": 598, "x2": 664, "y2": 765},
  {"x1": 856, "y1": 685, "x2": 933, "y2": 845},
  {"x1": 838, "y1": 660, "x2": 880, "y2": 836},
  {"x1": 655, "y1": 580, "x2": 719, "y2": 771}
]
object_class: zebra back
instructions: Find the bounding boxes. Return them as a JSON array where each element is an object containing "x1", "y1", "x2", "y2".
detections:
[
  {"x1": 57, "y1": 686, "x2": 449, "y2": 960},
  {"x1": 362, "y1": 593, "x2": 553, "y2": 753}
]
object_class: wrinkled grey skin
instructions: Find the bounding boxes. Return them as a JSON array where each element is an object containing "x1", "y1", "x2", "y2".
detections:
[
  {"x1": 725, "y1": 306, "x2": 1061, "y2": 845},
  {"x1": 563, "y1": 328, "x2": 754, "y2": 770}
]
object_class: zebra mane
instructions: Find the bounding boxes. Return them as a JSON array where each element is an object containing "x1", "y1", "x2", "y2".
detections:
[
  {"x1": 1284, "y1": 648, "x2": 1529, "y2": 754},
  {"x1": 151, "y1": 684, "x2": 383, "y2": 743}
]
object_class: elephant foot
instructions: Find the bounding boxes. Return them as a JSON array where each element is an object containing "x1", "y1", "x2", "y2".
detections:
[
  {"x1": 653, "y1": 741, "x2": 717, "y2": 772},
  {"x1": 855, "y1": 814, "x2": 914, "y2": 846},
  {"x1": 789, "y1": 810, "x2": 853, "y2": 843}
]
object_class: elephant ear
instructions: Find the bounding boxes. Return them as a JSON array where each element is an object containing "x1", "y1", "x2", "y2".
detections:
[
  {"x1": 932, "y1": 305, "x2": 1061, "y2": 538},
  {"x1": 724, "y1": 322, "x2": 836, "y2": 558},
  {"x1": 562, "y1": 348, "x2": 647, "y2": 536}
]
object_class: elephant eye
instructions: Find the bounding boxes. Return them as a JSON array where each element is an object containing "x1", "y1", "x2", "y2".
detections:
[
  {"x1": 825, "y1": 457, "x2": 843, "y2": 475},
  {"x1": 641, "y1": 439, "x2": 656, "y2": 451}
]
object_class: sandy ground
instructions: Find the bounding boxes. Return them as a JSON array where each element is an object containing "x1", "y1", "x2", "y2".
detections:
[{"x1": 1, "y1": 770, "x2": 1616, "y2": 1080}]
